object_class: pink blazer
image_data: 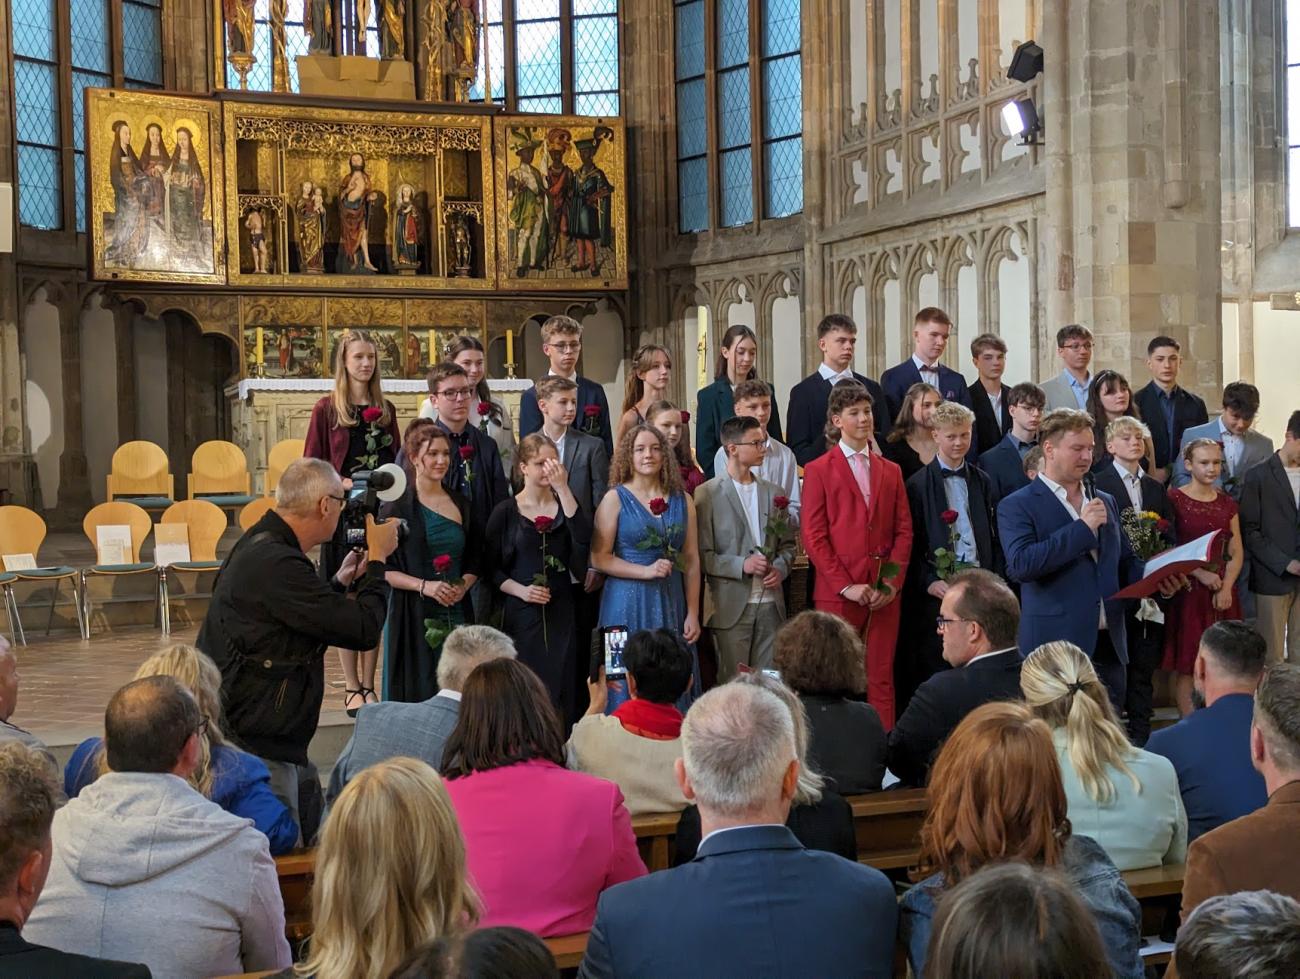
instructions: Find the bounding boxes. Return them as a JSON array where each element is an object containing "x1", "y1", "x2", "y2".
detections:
[{"x1": 444, "y1": 759, "x2": 647, "y2": 936}]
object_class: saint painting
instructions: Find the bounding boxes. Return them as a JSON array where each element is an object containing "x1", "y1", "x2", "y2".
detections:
[
  {"x1": 544, "y1": 127, "x2": 575, "y2": 268},
  {"x1": 569, "y1": 126, "x2": 615, "y2": 276},
  {"x1": 506, "y1": 128, "x2": 548, "y2": 277},
  {"x1": 106, "y1": 120, "x2": 153, "y2": 268},
  {"x1": 295, "y1": 181, "x2": 326, "y2": 273},
  {"x1": 337, "y1": 153, "x2": 378, "y2": 274},
  {"x1": 140, "y1": 123, "x2": 169, "y2": 218},
  {"x1": 165, "y1": 126, "x2": 206, "y2": 265},
  {"x1": 391, "y1": 183, "x2": 421, "y2": 272}
]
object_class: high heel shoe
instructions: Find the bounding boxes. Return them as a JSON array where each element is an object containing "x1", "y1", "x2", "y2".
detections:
[
  {"x1": 360, "y1": 686, "x2": 379, "y2": 705},
  {"x1": 343, "y1": 688, "x2": 365, "y2": 718}
]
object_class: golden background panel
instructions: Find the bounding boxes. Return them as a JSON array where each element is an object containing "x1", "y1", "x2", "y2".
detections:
[
  {"x1": 325, "y1": 297, "x2": 405, "y2": 326},
  {"x1": 241, "y1": 296, "x2": 326, "y2": 325}
]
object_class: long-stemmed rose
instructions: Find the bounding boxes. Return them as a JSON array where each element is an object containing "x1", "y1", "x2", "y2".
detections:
[
  {"x1": 423, "y1": 553, "x2": 466, "y2": 651},
  {"x1": 458, "y1": 443, "x2": 475, "y2": 487},
  {"x1": 582, "y1": 404, "x2": 602, "y2": 434},
  {"x1": 476, "y1": 400, "x2": 493, "y2": 434},
  {"x1": 354, "y1": 405, "x2": 392, "y2": 470},
  {"x1": 529, "y1": 514, "x2": 568, "y2": 647},
  {"x1": 933, "y1": 508, "x2": 974, "y2": 581},
  {"x1": 758, "y1": 495, "x2": 796, "y2": 564},
  {"x1": 636, "y1": 496, "x2": 685, "y2": 571}
]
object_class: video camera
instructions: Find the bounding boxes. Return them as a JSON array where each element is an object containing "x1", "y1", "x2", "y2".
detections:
[{"x1": 341, "y1": 463, "x2": 408, "y2": 548}]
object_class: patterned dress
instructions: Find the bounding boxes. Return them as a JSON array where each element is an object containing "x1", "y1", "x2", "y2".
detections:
[{"x1": 1162, "y1": 489, "x2": 1242, "y2": 675}]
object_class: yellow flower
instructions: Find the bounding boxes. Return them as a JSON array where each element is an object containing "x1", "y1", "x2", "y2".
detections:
[{"x1": 1143, "y1": 511, "x2": 1161, "y2": 520}]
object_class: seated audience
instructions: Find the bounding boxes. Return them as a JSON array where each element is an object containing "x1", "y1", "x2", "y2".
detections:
[
  {"x1": 441, "y1": 659, "x2": 645, "y2": 936},
  {"x1": 391, "y1": 927, "x2": 559, "y2": 979},
  {"x1": 329, "y1": 626, "x2": 517, "y2": 803},
  {"x1": 579, "y1": 683, "x2": 897, "y2": 978},
  {"x1": 1021, "y1": 641, "x2": 1186, "y2": 870},
  {"x1": 281, "y1": 757, "x2": 480, "y2": 979},
  {"x1": 1174, "y1": 891, "x2": 1300, "y2": 979},
  {"x1": 924, "y1": 862, "x2": 1110, "y2": 979},
  {"x1": 674, "y1": 671, "x2": 855, "y2": 863},
  {"x1": 1180, "y1": 664, "x2": 1300, "y2": 924},
  {"x1": 887, "y1": 569, "x2": 1023, "y2": 787},
  {"x1": 64, "y1": 643, "x2": 297, "y2": 855},
  {"x1": 0, "y1": 638, "x2": 50, "y2": 758},
  {"x1": 900, "y1": 701, "x2": 1143, "y2": 979},
  {"x1": 1146, "y1": 621, "x2": 1269, "y2": 840},
  {"x1": 0, "y1": 742, "x2": 150, "y2": 977},
  {"x1": 24, "y1": 676, "x2": 290, "y2": 976},
  {"x1": 567, "y1": 629, "x2": 691, "y2": 815},
  {"x1": 773, "y1": 610, "x2": 886, "y2": 794}
]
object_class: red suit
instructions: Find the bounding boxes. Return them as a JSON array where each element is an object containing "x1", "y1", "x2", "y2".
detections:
[{"x1": 801, "y1": 444, "x2": 912, "y2": 729}]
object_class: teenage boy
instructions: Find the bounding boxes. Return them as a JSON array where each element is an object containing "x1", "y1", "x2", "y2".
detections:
[
  {"x1": 712, "y1": 379, "x2": 801, "y2": 523},
  {"x1": 428, "y1": 361, "x2": 510, "y2": 536},
  {"x1": 696, "y1": 417, "x2": 795, "y2": 680},
  {"x1": 786, "y1": 314, "x2": 891, "y2": 467},
  {"x1": 1240, "y1": 409, "x2": 1300, "y2": 665},
  {"x1": 1134, "y1": 336, "x2": 1209, "y2": 483},
  {"x1": 519, "y1": 314, "x2": 614, "y2": 457},
  {"x1": 1175, "y1": 381, "x2": 1274, "y2": 497},
  {"x1": 968, "y1": 333, "x2": 1013, "y2": 452},
  {"x1": 1093, "y1": 416, "x2": 1174, "y2": 745},
  {"x1": 880, "y1": 307, "x2": 974, "y2": 424},
  {"x1": 979, "y1": 382, "x2": 1046, "y2": 500},
  {"x1": 1038, "y1": 324, "x2": 1095, "y2": 411},
  {"x1": 802, "y1": 381, "x2": 912, "y2": 728}
]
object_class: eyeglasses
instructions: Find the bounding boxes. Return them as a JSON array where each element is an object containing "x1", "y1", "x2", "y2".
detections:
[
  {"x1": 1062, "y1": 342, "x2": 1094, "y2": 352},
  {"x1": 935, "y1": 616, "x2": 970, "y2": 631},
  {"x1": 325, "y1": 492, "x2": 346, "y2": 506},
  {"x1": 437, "y1": 386, "x2": 475, "y2": 401},
  {"x1": 548, "y1": 342, "x2": 581, "y2": 353},
  {"x1": 734, "y1": 439, "x2": 769, "y2": 449}
]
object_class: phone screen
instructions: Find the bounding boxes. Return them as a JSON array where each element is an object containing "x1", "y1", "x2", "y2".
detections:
[{"x1": 603, "y1": 627, "x2": 628, "y2": 678}]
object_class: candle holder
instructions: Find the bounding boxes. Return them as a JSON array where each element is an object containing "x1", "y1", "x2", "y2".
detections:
[{"x1": 504, "y1": 360, "x2": 516, "y2": 380}]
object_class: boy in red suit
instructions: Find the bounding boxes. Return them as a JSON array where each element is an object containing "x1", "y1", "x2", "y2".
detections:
[{"x1": 802, "y1": 380, "x2": 913, "y2": 728}]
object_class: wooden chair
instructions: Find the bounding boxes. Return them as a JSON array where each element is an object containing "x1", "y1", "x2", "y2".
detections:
[
  {"x1": 106, "y1": 441, "x2": 175, "y2": 512},
  {"x1": 266, "y1": 439, "x2": 305, "y2": 496},
  {"x1": 0, "y1": 505, "x2": 86, "y2": 643},
  {"x1": 238, "y1": 496, "x2": 275, "y2": 531},
  {"x1": 189, "y1": 440, "x2": 256, "y2": 510},
  {"x1": 81, "y1": 501, "x2": 159, "y2": 639},
  {"x1": 158, "y1": 500, "x2": 227, "y2": 635}
]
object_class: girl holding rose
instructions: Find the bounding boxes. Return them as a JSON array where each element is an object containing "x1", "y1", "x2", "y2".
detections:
[
  {"x1": 305, "y1": 329, "x2": 400, "y2": 714},
  {"x1": 485, "y1": 434, "x2": 590, "y2": 714}
]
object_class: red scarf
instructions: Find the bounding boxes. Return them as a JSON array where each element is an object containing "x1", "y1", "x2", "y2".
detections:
[{"x1": 612, "y1": 698, "x2": 683, "y2": 740}]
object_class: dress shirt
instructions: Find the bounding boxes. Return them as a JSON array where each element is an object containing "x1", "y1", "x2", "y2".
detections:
[
  {"x1": 912, "y1": 354, "x2": 940, "y2": 388},
  {"x1": 713, "y1": 440, "x2": 802, "y2": 522},
  {"x1": 937, "y1": 457, "x2": 978, "y2": 564},
  {"x1": 731, "y1": 477, "x2": 776, "y2": 604},
  {"x1": 552, "y1": 431, "x2": 567, "y2": 461},
  {"x1": 549, "y1": 369, "x2": 579, "y2": 383},
  {"x1": 984, "y1": 385, "x2": 1004, "y2": 421},
  {"x1": 839, "y1": 440, "x2": 872, "y2": 504},
  {"x1": 1218, "y1": 418, "x2": 1243, "y2": 477},
  {"x1": 1112, "y1": 460, "x2": 1144, "y2": 511},
  {"x1": 1063, "y1": 369, "x2": 1093, "y2": 410},
  {"x1": 437, "y1": 689, "x2": 462, "y2": 702},
  {"x1": 1037, "y1": 473, "x2": 1106, "y2": 628},
  {"x1": 1287, "y1": 467, "x2": 1300, "y2": 509},
  {"x1": 817, "y1": 362, "x2": 855, "y2": 386},
  {"x1": 1012, "y1": 436, "x2": 1036, "y2": 459}
]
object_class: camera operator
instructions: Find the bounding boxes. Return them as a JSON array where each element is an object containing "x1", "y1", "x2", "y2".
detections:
[{"x1": 197, "y1": 458, "x2": 400, "y2": 838}]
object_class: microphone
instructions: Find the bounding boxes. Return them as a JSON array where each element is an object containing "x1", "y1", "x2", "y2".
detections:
[{"x1": 1082, "y1": 471, "x2": 1096, "y2": 501}]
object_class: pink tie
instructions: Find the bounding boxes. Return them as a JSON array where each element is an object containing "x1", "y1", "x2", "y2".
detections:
[{"x1": 849, "y1": 452, "x2": 871, "y2": 508}]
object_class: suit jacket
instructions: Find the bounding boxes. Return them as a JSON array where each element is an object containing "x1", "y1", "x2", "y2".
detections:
[
  {"x1": 1173, "y1": 418, "x2": 1274, "y2": 497},
  {"x1": 999, "y1": 480, "x2": 1144, "y2": 664},
  {"x1": 520, "y1": 375, "x2": 614, "y2": 458},
  {"x1": 905, "y1": 458, "x2": 1003, "y2": 589},
  {"x1": 801, "y1": 447, "x2": 912, "y2": 603},
  {"x1": 435, "y1": 421, "x2": 510, "y2": 535},
  {"x1": 560, "y1": 428, "x2": 611, "y2": 518},
  {"x1": 980, "y1": 433, "x2": 1033, "y2": 500},
  {"x1": 695, "y1": 474, "x2": 793, "y2": 629},
  {"x1": 695, "y1": 377, "x2": 784, "y2": 479},
  {"x1": 786, "y1": 371, "x2": 892, "y2": 467},
  {"x1": 327, "y1": 693, "x2": 460, "y2": 804},
  {"x1": 1239, "y1": 454, "x2": 1300, "y2": 595},
  {"x1": 579, "y1": 824, "x2": 898, "y2": 979},
  {"x1": 1092, "y1": 463, "x2": 1174, "y2": 527},
  {"x1": 1039, "y1": 371, "x2": 1088, "y2": 412},
  {"x1": 886, "y1": 649, "x2": 1024, "y2": 787},
  {"x1": 1134, "y1": 381, "x2": 1208, "y2": 471},
  {"x1": 880, "y1": 359, "x2": 974, "y2": 424},
  {"x1": 0, "y1": 922, "x2": 150, "y2": 978},
  {"x1": 969, "y1": 380, "x2": 1012, "y2": 453}
]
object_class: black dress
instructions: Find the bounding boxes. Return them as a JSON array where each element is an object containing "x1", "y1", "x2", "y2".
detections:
[
  {"x1": 486, "y1": 498, "x2": 592, "y2": 715},
  {"x1": 882, "y1": 437, "x2": 926, "y2": 483},
  {"x1": 673, "y1": 791, "x2": 856, "y2": 864}
]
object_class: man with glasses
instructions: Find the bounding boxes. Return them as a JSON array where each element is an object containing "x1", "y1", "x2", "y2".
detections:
[
  {"x1": 979, "y1": 382, "x2": 1047, "y2": 499},
  {"x1": 885, "y1": 569, "x2": 1024, "y2": 787},
  {"x1": 1039, "y1": 324, "x2": 1096, "y2": 411},
  {"x1": 519, "y1": 315, "x2": 614, "y2": 457},
  {"x1": 426, "y1": 361, "x2": 510, "y2": 534}
]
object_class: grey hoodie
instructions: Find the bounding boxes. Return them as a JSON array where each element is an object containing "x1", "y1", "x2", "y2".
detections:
[{"x1": 23, "y1": 771, "x2": 291, "y2": 979}]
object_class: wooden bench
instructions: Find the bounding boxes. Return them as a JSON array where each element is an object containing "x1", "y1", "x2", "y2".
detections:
[
  {"x1": 849, "y1": 788, "x2": 929, "y2": 870},
  {"x1": 631, "y1": 811, "x2": 680, "y2": 872}
]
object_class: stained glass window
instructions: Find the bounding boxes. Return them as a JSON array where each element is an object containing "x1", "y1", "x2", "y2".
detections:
[
  {"x1": 71, "y1": 1, "x2": 112, "y2": 232},
  {"x1": 516, "y1": 0, "x2": 563, "y2": 114},
  {"x1": 717, "y1": 0, "x2": 751, "y2": 227},
  {"x1": 761, "y1": 0, "x2": 801, "y2": 218},
  {"x1": 573, "y1": 0, "x2": 618, "y2": 117},
  {"x1": 122, "y1": 0, "x2": 163, "y2": 87},
  {"x1": 13, "y1": 0, "x2": 61, "y2": 229},
  {"x1": 675, "y1": 0, "x2": 708, "y2": 232},
  {"x1": 470, "y1": 0, "x2": 507, "y2": 103}
]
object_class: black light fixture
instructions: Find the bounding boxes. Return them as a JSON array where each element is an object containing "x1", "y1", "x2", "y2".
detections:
[
  {"x1": 1001, "y1": 98, "x2": 1042, "y2": 145},
  {"x1": 1007, "y1": 40, "x2": 1044, "y2": 82}
]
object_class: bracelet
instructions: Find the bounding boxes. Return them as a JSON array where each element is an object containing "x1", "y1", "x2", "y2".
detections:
[{"x1": 419, "y1": 580, "x2": 427, "y2": 597}]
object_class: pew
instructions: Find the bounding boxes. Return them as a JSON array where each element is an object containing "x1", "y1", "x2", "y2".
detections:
[
  {"x1": 631, "y1": 811, "x2": 680, "y2": 872},
  {"x1": 849, "y1": 789, "x2": 929, "y2": 869}
]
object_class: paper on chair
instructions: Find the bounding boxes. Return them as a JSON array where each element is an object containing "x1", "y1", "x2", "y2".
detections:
[
  {"x1": 95, "y1": 525, "x2": 133, "y2": 566},
  {"x1": 1112, "y1": 530, "x2": 1222, "y2": 600},
  {"x1": 153, "y1": 524, "x2": 191, "y2": 568},
  {"x1": 1, "y1": 553, "x2": 36, "y2": 571}
]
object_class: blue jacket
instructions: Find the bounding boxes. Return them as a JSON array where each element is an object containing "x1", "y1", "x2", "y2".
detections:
[
  {"x1": 880, "y1": 360, "x2": 974, "y2": 428},
  {"x1": 999, "y1": 479, "x2": 1143, "y2": 665},
  {"x1": 519, "y1": 375, "x2": 614, "y2": 458},
  {"x1": 65, "y1": 739, "x2": 298, "y2": 856},
  {"x1": 694, "y1": 377, "x2": 784, "y2": 479},
  {"x1": 900, "y1": 834, "x2": 1143, "y2": 979},
  {"x1": 1145, "y1": 693, "x2": 1268, "y2": 841},
  {"x1": 979, "y1": 432, "x2": 1033, "y2": 500},
  {"x1": 579, "y1": 824, "x2": 897, "y2": 978}
]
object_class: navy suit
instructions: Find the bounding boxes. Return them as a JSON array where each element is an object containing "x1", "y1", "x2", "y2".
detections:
[
  {"x1": 519, "y1": 375, "x2": 614, "y2": 458},
  {"x1": 880, "y1": 360, "x2": 975, "y2": 426},
  {"x1": 969, "y1": 381, "x2": 1012, "y2": 455},
  {"x1": 980, "y1": 433, "x2": 1033, "y2": 500},
  {"x1": 579, "y1": 824, "x2": 898, "y2": 979},
  {"x1": 785, "y1": 370, "x2": 891, "y2": 467},
  {"x1": 1133, "y1": 380, "x2": 1208, "y2": 472}
]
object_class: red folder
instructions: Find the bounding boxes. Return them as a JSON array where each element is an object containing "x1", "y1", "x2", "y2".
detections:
[{"x1": 1111, "y1": 530, "x2": 1223, "y2": 600}]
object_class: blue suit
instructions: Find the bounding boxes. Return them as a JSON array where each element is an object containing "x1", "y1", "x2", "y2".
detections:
[
  {"x1": 880, "y1": 359, "x2": 974, "y2": 426},
  {"x1": 519, "y1": 375, "x2": 614, "y2": 458},
  {"x1": 578, "y1": 824, "x2": 897, "y2": 979},
  {"x1": 980, "y1": 432, "x2": 1033, "y2": 500}
]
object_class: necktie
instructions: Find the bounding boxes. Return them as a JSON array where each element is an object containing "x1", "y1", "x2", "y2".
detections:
[{"x1": 849, "y1": 452, "x2": 871, "y2": 508}]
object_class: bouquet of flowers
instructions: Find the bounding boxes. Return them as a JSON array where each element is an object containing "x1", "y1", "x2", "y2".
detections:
[
  {"x1": 758, "y1": 495, "x2": 796, "y2": 564},
  {"x1": 1120, "y1": 508, "x2": 1172, "y2": 624},
  {"x1": 423, "y1": 553, "x2": 465, "y2": 651},
  {"x1": 933, "y1": 508, "x2": 976, "y2": 581},
  {"x1": 582, "y1": 404, "x2": 602, "y2": 435},
  {"x1": 636, "y1": 496, "x2": 686, "y2": 571},
  {"x1": 354, "y1": 406, "x2": 392, "y2": 470},
  {"x1": 530, "y1": 515, "x2": 568, "y2": 647},
  {"x1": 477, "y1": 400, "x2": 493, "y2": 434}
]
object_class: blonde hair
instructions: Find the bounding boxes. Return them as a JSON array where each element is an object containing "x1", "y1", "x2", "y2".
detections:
[
  {"x1": 930, "y1": 401, "x2": 975, "y2": 431},
  {"x1": 298, "y1": 758, "x2": 480, "y2": 979},
  {"x1": 331, "y1": 329, "x2": 390, "y2": 429},
  {"x1": 515, "y1": 432, "x2": 558, "y2": 480},
  {"x1": 1020, "y1": 641, "x2": 1140, "y2": 804},
  {"x1": 1038, "y1": 408, "x2": 1094, "y2": 449},
  {"x1": 1182, "y1": 436, "x2": 1222, "y2": 465},
  {"x1": 1105, "y1": 416, "x2": 1150, "y2": 442}
]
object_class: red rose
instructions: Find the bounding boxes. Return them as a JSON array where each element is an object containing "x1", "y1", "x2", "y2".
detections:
[
  {"x1": 584, "y1": 404, "x2": 602, "y2": 417},
  {"x1": 940, "y1": 509, "x2": 959, "y2": 525},
  {"x1": 1156, "y1": 519, "x2": 1171, "y2": 533},
  {"x1": 361, "y1": 407, "x2": 383, "y2": 424},
  {"x1": 680, "y1": 410, "x2": 691, "y2": 423},
  {"x1": 432, "y1": 554, "x2": 453, "y2": 574},
  {"x1": 773, "y1": 496, "x2": 790, "y2": 510},
  {"x1": 459, "y1": 445, "x2": 475, "y2": 460},
  {"x1": 477, "y1": 401, "x2": 492, "y2": 417},
  {"x1": 533, "y1": 515, "x2": 555, "y2": 534},
  {"x1": 649, "y1": 497, "x2": 669, "y2": 516}
]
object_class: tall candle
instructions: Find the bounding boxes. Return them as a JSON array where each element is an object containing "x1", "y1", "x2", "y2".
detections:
[
  {"x1": 255, "y1": 327, "x2": 264, "y2": 365},
  {"x1": 428, "y1": 329, "x2": 435, "y2": 366},
  {"x1": 505, "y1": 328, "x2": 514, "y2": 366}
]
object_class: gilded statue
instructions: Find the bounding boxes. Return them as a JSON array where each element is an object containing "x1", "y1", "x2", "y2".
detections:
[
  {"x1": 419, "y1": 0, "x2": 445, "y2": 100},
  {"x1": 245, "y1": 207, "x2": 270, "y2": 273},
  {"x1": 380, "y1": 0, "x2": 407, "y2": 59},
  {"x1": 445, "y1": 0, "x2": 479, "y2": 100},
  {"x1": 295, "y1": 181, "x2": 326, "y2": 273},
  {"x1": 301, "y1": 0, "x2": 334, "y2": 54},
  {"x1": 222, "y1": 0, "x2": 256, "y2": 54},
  {"x1": 337, "y1": 153, "x2": 379, "y2": 274}
]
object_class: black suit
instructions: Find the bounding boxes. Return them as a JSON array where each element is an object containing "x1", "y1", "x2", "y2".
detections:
[
  {"x1": 969, "y1": 381, "x2": 1012, "y2": 457},
  {"x1": 886, "y1": 649, "x2": 1024, "y2": 788},
  {"x1": 786, "y1": 370, "x2": 891, "y2": 467},
  {"x1": 1134, "y1": 381, "x2": 1208, "y2": 472},
  {"x1": 0, "y1": 922, "x2": 151, "y2": 978},
  {"x1": 1240, "y1": 454, "x2": 1300, "y2": 664}
]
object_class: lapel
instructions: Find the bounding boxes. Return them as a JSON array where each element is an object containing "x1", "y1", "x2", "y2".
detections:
[
  {"x1": 561, "y1": 432, "x2": 578, "y2": 469},
  {"x1": 719, "y1": 475, "x2": 757, "y2": 551},
  {"x1": 999, "y1": 394, "x2": 1012, "y2": 433},
  {"x1": 1266, "y1": 455, "x2": 1299, "y2": 521}
]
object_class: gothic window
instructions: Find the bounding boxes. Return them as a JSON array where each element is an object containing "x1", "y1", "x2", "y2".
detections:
[{"x1": 12, "y1": 0, "x2": 61, "y2": 229}]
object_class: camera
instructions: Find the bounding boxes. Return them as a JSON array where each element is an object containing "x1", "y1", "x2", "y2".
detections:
[{"x1": 341, "y1": 464, "x2": 408, "y2": 548}]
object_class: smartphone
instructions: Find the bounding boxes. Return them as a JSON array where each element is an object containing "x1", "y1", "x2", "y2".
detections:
[
  {"x1": 603, "y1": 626, "x2": 629, "y2": 678},
  {"x1": 737, "y1": 664, "x2": 782, "y2": 681}
]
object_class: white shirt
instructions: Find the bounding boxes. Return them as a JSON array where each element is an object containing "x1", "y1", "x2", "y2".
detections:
[
  {"x1": 700, "y1": 823, "x2": 786, "y2": 849},
  {"x1": 818, "y1": 362, "x2": 855, "y2": 385},
  {"x1": 912, "y1": 353, "x2": 940, "y2": 386},
  {"x1": 985, "y1": 385, "x2": 1003, "y2": 421},
  {"x1": 552, "y1": 430, "x2": 568, "y2": 462},
  {"x1": 549, "y1": 369, "x2": 579, "y2": 383},
  {"x1": 1218, "y1": 418, "x2": 1243, "y2": 476},
  {"x1": 731, "y1": 477, "x2": 776, "y2": 604},
  {"x1": 713, "y1": 439, "x2": 801, "y2": 522},
  {"x1": 1287, "y1": 466, "x2": 1300, "y2": 509},
  {"x1": 1037, "y1": 473, "x2": 1107, "y2": 629},
  {"x1": 435, "y1": 689, "x2": 462, "y2": 702},
  {"x1": 1112, "y1": 460, "x2": 1144, "y2": 511},
  {"x1": 964, "y1": 646, "x2": 1017, "y2": 668}
]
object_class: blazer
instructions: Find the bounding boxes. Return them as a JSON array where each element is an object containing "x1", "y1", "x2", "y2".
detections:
[
  {"x1": 1133, "y1": 381, "x2": 1208, "y2": 471},
  {"x1": 695, "y1": 376, "x2": 784, "y2": 479},
  {"x1": 434, "y1": 421, "x2": 510, "y2": 536},
  {"x1": 801, "y1": 694, "x2": 887, "y2": 794},
  {"x1": 885, "y1": 649, "x2": 1024, "y2": 787},
  {"x1": 801, "y1": 447, "x2": 912, "y2": 603},
  {"x1": 520, "y1": 375, "x2": 614, "y2": 458},
  {"x1": 905, "y1": 458, "x2": 1003, "y2": 589},
  {"x1": 444, "y1": 759, "x2": 646, "y2": 937},
  {"x1": 581, "y1": 824, "x2": 898, "y2": 979},
  {"x1": 1038, "y1": 370, "x2": 1089, "y2": 412},
  {"x1": 1239, "y1": 454, "x2": 1300, "y2": 595},
  {"x1": 695, "y1": 474, "x2": 793, "y2": 629},
  {"x1": 880, "y1": 358, "x2": 974, "y2": 420},
  {"x1": 560, "y1": 428, "x2": 611, "y2": 519},
  {"x1": 969, "y1": 380, "x2": 1012, "y2": 453},
  {"x1": 999, "y1": 480, "x2": 1144, "y2": 665},
  {"x1": 0, "y1": 922, "x2": 150, "y2": 978},
  {"x1": 980, "y1": 432, "x2": 1033, "y2": 500},
  {"x1": 1173, "y1": 418, "x2": 1274, "y2": 497},
  {"x1": 303, "y1": 397, "x2": 401, "y2": 476},
  {"x1": 672, "y1": 793, "x2": 858, "y2": 865},
  {"x1": 327, "y1": 692, "x2": 460, "y2": 804},
  {"x1": 1092, "y1": 463, "x2": 1173, "y2": 527},
  {"x1": 786, "y1": 370, "x2": 892, "y2": 467}
]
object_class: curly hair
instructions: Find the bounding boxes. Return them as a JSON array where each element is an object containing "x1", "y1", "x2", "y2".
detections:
[
  {"x1": 608, "y1": 423, "x2": 684, "y2": 496},
  {"x1": 773, "y1": 611, "x2": 866, "y2": 697}
]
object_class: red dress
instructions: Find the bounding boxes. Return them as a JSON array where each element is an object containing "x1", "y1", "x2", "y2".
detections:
[{"x1": 1162, "y1": 489, "x2": 1241, "y2": 675}]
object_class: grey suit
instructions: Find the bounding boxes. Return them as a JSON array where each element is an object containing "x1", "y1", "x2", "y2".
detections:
[
  {"x1": 561, "y1": 428, "x2": 611, "y2": 518},
  {"x1": 696, "y1": 474, "x2": 793, "y2": 679},
  {"x1": 1240, "y1": 453, "x2": 1300, "y2": 663},
  {"x1": 327, "y1": 693, "x2": 459, "y2": 804},
  {"x1": 1174, "y1": 418, "x2": 1274, "y2": 497},
  {"x1": 1038, "y1": 370, "x2": 1089, "y2": 412}
]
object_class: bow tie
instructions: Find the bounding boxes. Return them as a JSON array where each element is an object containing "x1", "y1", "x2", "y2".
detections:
[{"x1": 941, "y1": 468, "x2": 968, "y2": 479}]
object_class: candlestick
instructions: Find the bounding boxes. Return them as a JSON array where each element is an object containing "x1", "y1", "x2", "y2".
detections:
[
  {"x1": 505, "y1": 328, "x2": 515, "y2": 379},
  {"x1": 255, "y1": 327, "x2": 264, "y2": 365},
  {"x1": 428, "y1": 329, "x2": 435, "y2": 366}
]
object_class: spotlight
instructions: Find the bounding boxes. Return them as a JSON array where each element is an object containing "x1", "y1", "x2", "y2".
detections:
[
  {"x1": 1001, "y1": 98, "x2": 1042, "y2": 144},
  {"x1": 1007, "y1": 40, "x2": 1043, "y2": 82}
]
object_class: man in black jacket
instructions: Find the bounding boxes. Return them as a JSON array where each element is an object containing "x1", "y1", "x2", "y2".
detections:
[
  {"x1": 1240, "y1": 409, "x2": 1300, "y2": 665},
  {"x1": 197, "y1": 458, "x2": 398, "y2": 835},
  {"x1": 886, "y1": 569, "x2": 1022, "y2": 787}
]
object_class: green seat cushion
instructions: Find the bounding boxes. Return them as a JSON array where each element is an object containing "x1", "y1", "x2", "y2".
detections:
[
  {"x1": 169, "y1": 561, "x2": 221, "y2": 572},
  {"x1": 118, "y1": 496, "x2": 174, "y2": 509},
  {"x1": 198, "y1": 494, "x2": 256, "y2": 507},
  {"x1": 90, "y1": 563, "x2": 155, "y2": 574},
  {"x1": 15, "y1": 566, "x2": 76, "y2": 579},
  {"x1": 0, "y1": 572, "x2": 15, "y2": 584}
]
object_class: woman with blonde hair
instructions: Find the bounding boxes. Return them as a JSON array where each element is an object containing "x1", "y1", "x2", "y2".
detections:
[
  {"x1": 616, "y1": 344, "x2": 672, "y2": 444},
  {"x1": 1021, "y1": 640, "x2": 1187, "y2": 871},
  {"x1": 292, "y1": 757, "x2": 479, "y2": 979},
  {"x1": 882, "y1": 382, "x2": 942, "y2": 481},
  {"x1": 63, "y1": 643, "x2": 298, "y2": 854},
  {"x1": 304, "y1": 328, "x2": 400, "y2": 714}
]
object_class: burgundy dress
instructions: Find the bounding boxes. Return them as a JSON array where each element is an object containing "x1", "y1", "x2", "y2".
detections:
[{"x1": 1162, "y1": 489, "x2": 1241, "y2": 675}]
